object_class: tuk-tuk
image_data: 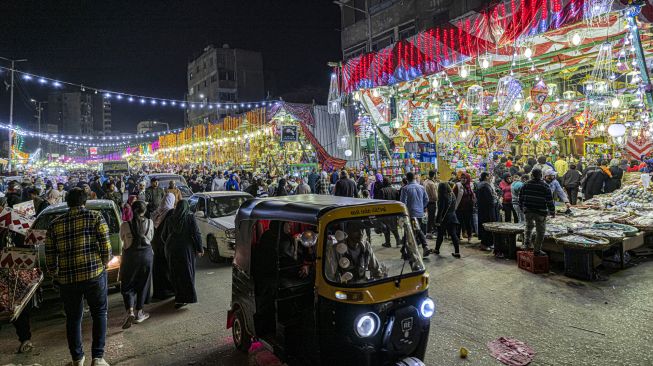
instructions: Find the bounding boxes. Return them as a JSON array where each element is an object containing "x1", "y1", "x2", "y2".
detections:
[{"x1": 227, "y1": 195, "x2": 433, "y2": 366}]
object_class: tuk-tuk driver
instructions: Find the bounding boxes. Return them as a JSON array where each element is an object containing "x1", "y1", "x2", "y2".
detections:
[{"x1": 331, "y1": 223, "x2": 383, "y2": 283}]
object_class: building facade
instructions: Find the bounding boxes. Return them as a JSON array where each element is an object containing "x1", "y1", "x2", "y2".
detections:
[
  {"x1": 185, "y1": 44, "x2": 265, "y2": 126},
  {"x1": 338, "y1": 0, "x2": 485, "y2": 61},
  {"x1": 137, "y1": 120, "x2": 169, "y2": 134},
  {"x1": 47, "y1": 92, "x2": 111, "y2": 136},
  {"x1": 92, "y1": 94, "x2": 112, "y2": 135}
]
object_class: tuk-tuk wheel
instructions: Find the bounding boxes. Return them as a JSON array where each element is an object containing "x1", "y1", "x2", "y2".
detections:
[
  {"x1": 207, "y1": 236, "x2": 223, "y2": 263},
  {"x1": 232, "y1": 309, "x2": 251, "y2": 352}
]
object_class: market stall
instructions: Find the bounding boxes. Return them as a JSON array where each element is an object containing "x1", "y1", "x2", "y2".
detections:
[{"x1": 339, "y1": 0, "x2": 653, "y2": 177}]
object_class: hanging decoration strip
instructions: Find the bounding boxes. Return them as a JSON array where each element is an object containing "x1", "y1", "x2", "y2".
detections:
[
  {"x1": 0, "y1": 66, "x2": 278, "y2": 110},
  {"x1": 340, "y1": 0, "x2": 648, "y2": 93}
]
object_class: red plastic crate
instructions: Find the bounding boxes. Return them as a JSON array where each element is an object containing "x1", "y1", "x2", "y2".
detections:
[{"x1": 517, "y1": 250, "x2": 549, "y2": 274}]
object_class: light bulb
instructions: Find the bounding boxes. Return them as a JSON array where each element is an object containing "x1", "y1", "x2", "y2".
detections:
[
  {"x1": 431, "y1": 78, "x2": 439, "y2": 89},
  {"x1": 513, "y1": 100, "x2": 522, "y2": 112},
  {"x1": 481, "y1": 59, "x2": 490, "y2": 69},
  {"x1": 571, "y1": 33, "x2": 582, "y2": 46},
  {"x1": 524, "y1": 47, "x2": 533, "y2": 58},
  {"x1": 527, "y1": 111, "x2": 535, "y2": 121},
  {"x1": 460, "y1": 68, "x2": 468, "y2": 78},
  {"x1": 611, "y1": 97, "x2": 621, "y2": 108},
  {"x1": 372, "y1": 89, "x2": 379, "y2": 98}
]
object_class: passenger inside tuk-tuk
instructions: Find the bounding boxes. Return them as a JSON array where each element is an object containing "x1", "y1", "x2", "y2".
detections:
[{"x1": 251, "y1": 220, "x2": 316, "y2": 338}]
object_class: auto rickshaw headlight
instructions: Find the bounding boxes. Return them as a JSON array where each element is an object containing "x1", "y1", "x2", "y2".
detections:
[
  {"x1": 354, "y1": 313, "x2": 379, "y2": 338},
  {"x1": 420, "y1": 298, "x2": 435, "y2": 318}
]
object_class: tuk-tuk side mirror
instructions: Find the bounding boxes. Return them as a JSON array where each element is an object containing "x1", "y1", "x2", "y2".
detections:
[{"x1": 195, "y1": 211, "x2": 205, "y2": 218}]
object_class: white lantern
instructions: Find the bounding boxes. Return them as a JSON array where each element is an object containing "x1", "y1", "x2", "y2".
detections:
[
  {"x1": 466, "y1": 85, "x2": 484, "y2": 111},
  {"x1": 607, "y1": 123, "x2": 626, "y2": 137},
  {"x1": 344, "y1": 149, "x2": 353, "y2": 157}
]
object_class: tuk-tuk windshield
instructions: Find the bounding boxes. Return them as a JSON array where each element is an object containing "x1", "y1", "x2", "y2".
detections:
[{"x1": 324, "y1": 214, "x2": 425, "y2": 285}]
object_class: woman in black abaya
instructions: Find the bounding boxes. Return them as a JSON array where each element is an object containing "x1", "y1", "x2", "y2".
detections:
[
  {"x1": 161, "y1": 199, "x2": 204, "y2": 308},
  {"x1": 151, "y1": 193, "x2": 176, "y2": 299}
]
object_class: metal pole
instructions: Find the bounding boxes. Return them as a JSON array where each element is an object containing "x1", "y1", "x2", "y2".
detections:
[
  {"x1": 8, "y1": 60, "x2": 15, "y2": 172},
  {"x1": 374, "y1": 126, "x2": 380, "y2": 170},
  {"x1": 365, "y1": 0, "x2": 372, "y2": 52},
  {"x1": 37, "y1": 102, "x2": 42, "y2": 149}
]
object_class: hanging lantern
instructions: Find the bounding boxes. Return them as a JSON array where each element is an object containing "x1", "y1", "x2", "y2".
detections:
[
  {"x1": 459, "y1": 65, "x2": 469, "y2": 79},
  {"x1": 466, "y1": 85, "x2": 484, "y2": 112},
  {"x1": 439, "y1": 102, "x2": 459, "y2": 126},
  {"x1": 411, "y1": 107, "x2": 429, "y2": 134},
  {"x1": 584, "y1": 0, "x2": 614, "y2": 26},
  {"x1": 478, "y1": 55, "x2": 492, "y2": 70},
  {"x1": 563, "y1": 90, "x2": 577, "y2": 100},
  {"x1": 608, "y1": 123, "x2": 626, "y2": 137},
  {"x1": 495, "y1": 75, "x2": 523, "y2": 116},
  {"x1": 327, "y1": 72, "x2": 341, "y2": 115},
  {"x1": 336, "y1": 109, "x2": 350, "y2": 150}
]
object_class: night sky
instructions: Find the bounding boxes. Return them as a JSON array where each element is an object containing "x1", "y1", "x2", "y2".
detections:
[{"x1": 0, "y1": 0, "x2": 341, "y2": 139}]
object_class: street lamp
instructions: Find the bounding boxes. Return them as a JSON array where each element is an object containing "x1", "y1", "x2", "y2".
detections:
[
  {"x1": 30, "y1": 99, "x2": 46, "y2": 150},
  {"x1": 0, "y1": 56, "x2": 28, "y2": 172}
]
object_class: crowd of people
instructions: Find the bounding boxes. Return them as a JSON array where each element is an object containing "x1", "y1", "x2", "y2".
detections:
[{"x1": 0, "y1": 152, "x2": 637, "y2": 365}]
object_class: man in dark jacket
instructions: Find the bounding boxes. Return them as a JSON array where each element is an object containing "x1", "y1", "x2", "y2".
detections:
[
  {"x1": 6, "y1": 181, "x2": 23, "y2": 207},
  {"x1": 519, "y1": 168, "x2": 555, "y2": 256},
  {"x1": 581, "y1": 160, "x2": 608, "y2": 200},
  {"x1": 334, "y1": 171, "x2": 357, "y2": 197},
  {"x1": 561, "y1": 164, "x2": 582, "y2": 205},
  {"x1": 29, "y1": 188, "x2": 49, "y2": 216}
]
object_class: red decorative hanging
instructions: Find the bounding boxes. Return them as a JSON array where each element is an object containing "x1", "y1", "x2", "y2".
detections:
[
  {"x1": 404, "y1": 40, "x2": 409, "y2": 69},
  {"x1": 500, "y1": 3, "x2": 507, "y2": 29},
  {"x1": 450, "y1": 28, "x2": 455, "y2": 62},
  {"x1": 511, "y1": 0, "x2": 517, "y2": 26},
  {"x1": 388, "y1": 47, "x2": 393, "y2": 79},
  {"x1": 553, "y1": 0, "x2": 561, "y2": 13},
  {"x1": 475, "y1": 16, "x2": 481, "y2": 57},
  {"x1": 397, "y1": 41, "x2": 403, "y2": 69},
  {"x1": 442, "y1": 28, "x2": 448, "y2": 64},
  {"x1": 465, "y1": 18, "x2": 471, "y2": 57},
  {"x1": 410, "y1": 39, "x2": 415, "y2": 68},
  {"x1": 542, "y1": 0, "x2": 547, "y2": 22},
  {"x1": 436, "y1": 27, "x2": 442, "y2": 65},
  {"x1": 417, "y1": 34, "x2": 422, "y2": 71},
  {"x1": 530, "y1": 0, "x2": 536, "y2": 25},
  {"x1": 520, "y1": 0, "x2": 525, "y2": 25}
]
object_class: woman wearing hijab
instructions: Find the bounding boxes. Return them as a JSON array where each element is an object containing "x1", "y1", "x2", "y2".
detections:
[
  {"x1": 371, "y1": 173, "x2": 384, "y2": 199},
  {"x1": 151, "y1": 193, "x2": 176, "y2": 299},
  {"x1": 453, "y1": 173, "x2": 475, "y2": 243},
  {"x1": 476, "y1": 172, "x2": 497, "y2": 251},
  {"x1": 161, "y1": 200, "x2": 203, "y2": 309},
  {"x1": 434, "y1": 182, "x2": 461, "y2": 258},
  {"x1": 604, "y1": 159, "x2": 623, "y2": 193},
  {"x1": 119, "y1": 201, "x2": 154, "y2": 329},
  {"x1": 275, "y1": 178, "x2": 288, "y2": 196}
]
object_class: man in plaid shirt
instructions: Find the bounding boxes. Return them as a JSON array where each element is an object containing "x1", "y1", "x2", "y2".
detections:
[{"x1": 45, "y1": 188, "x2": 112, "y2": 366}]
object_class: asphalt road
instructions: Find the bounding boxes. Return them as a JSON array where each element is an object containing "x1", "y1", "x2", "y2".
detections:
[{"x1": 1, "y1": 239, "x2": 652, "y2": 366}]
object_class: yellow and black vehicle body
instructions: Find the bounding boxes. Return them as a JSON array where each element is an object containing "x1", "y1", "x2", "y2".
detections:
[{"x1": 226, "y1": 195, "x2": 433, "y2": 366}]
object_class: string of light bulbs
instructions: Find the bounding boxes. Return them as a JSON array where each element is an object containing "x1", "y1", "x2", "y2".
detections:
[
  {"x1": 0, "y1": 66, "x2": 279, "y2": 110},
  {"x1": 0, "y1": 122, "x2": 181, "y2": 146}
]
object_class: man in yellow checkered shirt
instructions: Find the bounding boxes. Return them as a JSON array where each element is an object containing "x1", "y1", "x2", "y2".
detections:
[{"x1": 45, "y1": 187, "x2": 112, "y2": 366}]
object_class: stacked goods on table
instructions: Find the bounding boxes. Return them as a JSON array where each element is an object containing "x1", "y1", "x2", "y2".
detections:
[
  {"x1": 0, "y1": 268, "x2": 43, "y2": 321},
  {"x1": 583, "y1": 185, "x2": 653, "y2": 211},
  {"x1": 553, "y1": 234, "x2": 611, "y2": 250}
]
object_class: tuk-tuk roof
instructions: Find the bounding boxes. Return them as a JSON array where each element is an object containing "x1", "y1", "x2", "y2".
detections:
[{"x1": 236, "y1": 194, "x2": 399, "y2": 225}]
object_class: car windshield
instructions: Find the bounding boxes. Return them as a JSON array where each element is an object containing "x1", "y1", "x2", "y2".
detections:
[
  {"x1": 324, "y1": 214, "x2": 425, "y2": 286},
  {"x1": 207, "y1": 196, "x2": 248, "y2": 218},
  {"x1": 33, "y1": 208, "x2": 120, "y2": 233}
]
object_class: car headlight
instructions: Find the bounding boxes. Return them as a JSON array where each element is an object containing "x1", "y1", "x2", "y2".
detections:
[
  {"x1": 354, "y1": 313, "x2": 379, "y2": 338},
  {"x1": 107, "y1": 256, "x2": 121, "y2": 269},
  {"x1": 420, "y1": 298, "x2": 435, "y2": 318}
]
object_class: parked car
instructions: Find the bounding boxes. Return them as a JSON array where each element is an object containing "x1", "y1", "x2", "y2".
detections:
[
  {"x1": 27, "y1": 199, "x2": 123, "y2": 288},
  {"x1": 189, "y1": 191, "x2": 252, "y2": 263},
  {"x1": 143, "y1": 173, "x2": 193, "y2": 198}
]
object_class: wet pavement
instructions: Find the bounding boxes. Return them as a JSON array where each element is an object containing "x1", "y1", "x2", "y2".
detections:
[{"x1": 1, "y1": 239, "x2": 652, "y2": 366}]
